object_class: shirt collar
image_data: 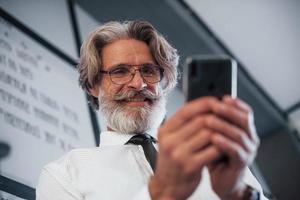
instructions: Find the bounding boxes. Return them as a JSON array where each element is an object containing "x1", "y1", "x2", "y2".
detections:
[
  {"x1": 100, "y1": 130, "x2": 158, "y2": 146},
  {"x1": 100, "y1": 131, "x2": 136, "y2": 146}
]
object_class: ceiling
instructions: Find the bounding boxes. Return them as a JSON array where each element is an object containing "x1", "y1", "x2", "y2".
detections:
[{"x1": 184, "y1": 0, "x2": 300, "y2": 112}]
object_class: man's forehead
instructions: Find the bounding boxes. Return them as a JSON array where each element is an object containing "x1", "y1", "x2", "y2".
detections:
[{"x1": 101, "y1": 39, "x2": 155, "y2": 70}]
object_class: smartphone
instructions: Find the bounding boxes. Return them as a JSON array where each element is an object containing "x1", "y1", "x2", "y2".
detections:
[
  {"x1": 183, "y1": 55, "x2": 237, "y2": 101},
  {"x1": 183, "y1": 55, "x2": 237, "y2": 163}
]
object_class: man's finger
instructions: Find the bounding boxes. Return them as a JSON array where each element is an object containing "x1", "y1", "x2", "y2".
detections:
[
  {"x1": 185, "y1": 146, "x2": 222, "y2": 175},
  {"x1": 223, "y1": 96, "x2": 252, "y2": 114},
  {"x1": 216, "y1": 99, "x2": 259, "y2": 143},
  {"x1": 202, "y1": 115, "x2": 253, "y2": 153},
  {"x1": 212, "y1": 102, "x2": 249, "y2": 135},
  {"x1": 211, "y1": 134, "x2": 249, "y2": 166},
  {"x1": 162, "y1": 97, "x2": 220, "y2": 132},
  {"x1": 179, "y1": 129, "x2": 213, "y2": 154},
  {"x1": 168, "y1": 114, "x2": 214, "y2": 143}
]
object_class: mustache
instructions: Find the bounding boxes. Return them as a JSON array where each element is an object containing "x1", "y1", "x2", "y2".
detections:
[{"x1": 113, "y1": 89, "x2": 160, "y2": 101}]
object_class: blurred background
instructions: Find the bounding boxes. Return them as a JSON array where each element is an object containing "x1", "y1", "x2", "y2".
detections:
[{"x1": 0, "y1": 0, "x2": 299, "y2": 199}]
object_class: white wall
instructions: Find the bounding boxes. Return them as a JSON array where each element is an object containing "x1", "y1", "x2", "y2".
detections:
[
  {"x1": 0, "y1": 0, "x2": 96, "y2": 187},
  {"x1": 0, "y1": 0, "x2": 77, "y2": 59}
]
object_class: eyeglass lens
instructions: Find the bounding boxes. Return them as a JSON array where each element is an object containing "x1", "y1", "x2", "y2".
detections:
[{"x1": 109, "y1": 64, "x2": 163, "y2": 84}]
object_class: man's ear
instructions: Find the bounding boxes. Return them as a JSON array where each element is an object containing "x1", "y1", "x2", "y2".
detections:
[{"x1": 88, "y1": 85, "x2": 100, "y2": 98}]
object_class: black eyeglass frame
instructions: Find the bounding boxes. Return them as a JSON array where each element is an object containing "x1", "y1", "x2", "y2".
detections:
[{"x1": 100, "y1": 64, "x2": 165, "y2": 85}]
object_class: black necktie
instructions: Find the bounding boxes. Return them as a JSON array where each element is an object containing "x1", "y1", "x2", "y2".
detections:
[{"x1": 125, "y1": 133, "x2": 157, "y2": 171}]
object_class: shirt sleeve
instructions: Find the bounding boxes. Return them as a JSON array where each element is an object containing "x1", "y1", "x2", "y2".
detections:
[
  {"x1": 244, "y1": 168, "x2": 269, "y2": 200},
  {"x1": 36, "y1": 167, "x2": 83, "y2": 200},
  {"x1": 37, "y1": 167, "x2": 151, "y2": 200}
]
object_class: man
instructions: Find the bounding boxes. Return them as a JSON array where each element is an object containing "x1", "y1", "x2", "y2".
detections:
[{"x1": 36, "y1": 20, "x2": 266, "y2": 199}]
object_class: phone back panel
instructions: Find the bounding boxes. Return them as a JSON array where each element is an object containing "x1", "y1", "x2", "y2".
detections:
[{"x1": 184, "y1": 55, "x2": 237, "y2": 101}]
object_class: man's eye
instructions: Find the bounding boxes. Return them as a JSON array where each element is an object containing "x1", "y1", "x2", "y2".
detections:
[
  {"x1": 110, "y1": 67, "x2": 129, "y2": 76},
  {"x1": 142, "y1": 66, "x2": 157, "y2": 76}
]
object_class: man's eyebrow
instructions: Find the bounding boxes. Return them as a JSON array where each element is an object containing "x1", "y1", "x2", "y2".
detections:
[
  {"x1": 106, "y1": 63, "x2": 128, "y2": 70},
  {"x1": 108, "y1": 62, "x2": 156, "y2": 69}
]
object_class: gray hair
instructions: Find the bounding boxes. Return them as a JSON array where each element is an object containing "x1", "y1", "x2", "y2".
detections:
[{"x1": 78, "y1": 20, "x2": 179, "y2": 109}]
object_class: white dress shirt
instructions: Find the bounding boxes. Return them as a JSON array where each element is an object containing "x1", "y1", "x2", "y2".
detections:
[{"x1": 36, "y1": 131, "x2": 267, "y2": 200}]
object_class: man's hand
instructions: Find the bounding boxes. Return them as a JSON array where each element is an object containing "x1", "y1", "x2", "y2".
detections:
[
  {"x1": 149, "y1": 97, "x2": 224, "y2": 200},
  {"x1": 149, "y1": 96, "x2": 259, "y2": 200},
  {"x1": 207, "y1": 96, "x2": 260, "y2": 200}
]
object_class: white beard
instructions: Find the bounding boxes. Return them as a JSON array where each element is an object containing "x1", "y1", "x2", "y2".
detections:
[{"x1": 98, "y1": 89, "x2": 166, "y2": 135}]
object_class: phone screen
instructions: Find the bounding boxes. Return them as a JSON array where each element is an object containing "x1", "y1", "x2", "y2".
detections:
[{"x1": 183, "y1": 55, "x2": 237, "y2": 101}]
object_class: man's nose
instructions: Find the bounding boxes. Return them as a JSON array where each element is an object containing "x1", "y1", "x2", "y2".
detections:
[{"x1": 127, "y1": 70, "x2": 147, "y2": 90}]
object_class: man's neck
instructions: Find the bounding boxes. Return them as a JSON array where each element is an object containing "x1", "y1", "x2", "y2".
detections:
[{"x1": 105, "y1": 126, "x2": 157, "y2": 138}]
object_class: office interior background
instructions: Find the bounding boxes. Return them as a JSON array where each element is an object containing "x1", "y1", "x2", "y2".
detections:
[{"x1": 0, "y1": 0, "x2": 299, "y2": 199}]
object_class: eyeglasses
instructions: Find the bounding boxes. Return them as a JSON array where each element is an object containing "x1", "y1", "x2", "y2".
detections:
[{"x1": 100, "y1": 64, "x2": 164, "y2": 85}]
